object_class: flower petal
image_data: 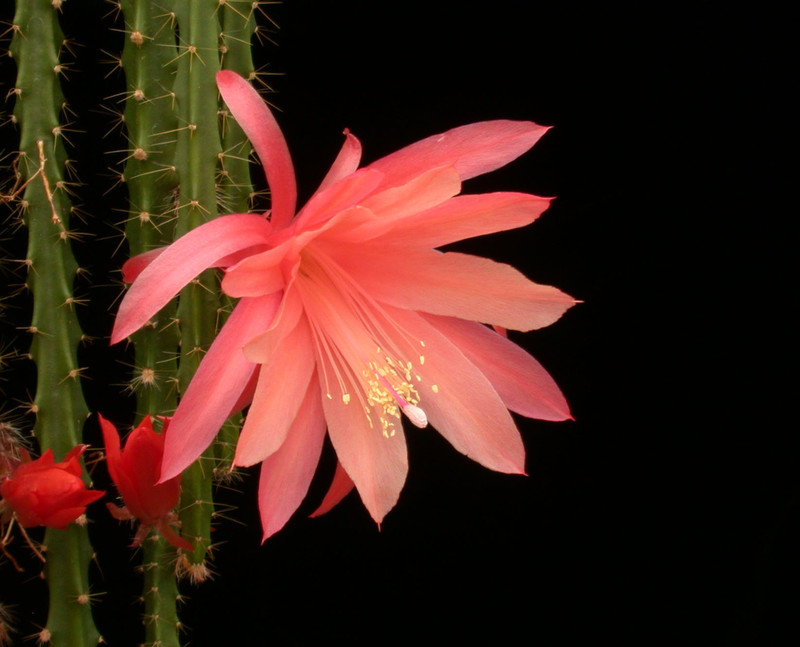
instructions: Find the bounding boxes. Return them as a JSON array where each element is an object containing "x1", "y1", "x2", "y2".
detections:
[
  {"x1": 122, "y1": 248, "x2": 166, "y2": 283},
  {"x1": 387, "y1": 307, "x2": 527, "y2": 474},
  {"x1": 319, "y1": 356, "x2": 409, "y2": 525},
  {"x1": 98, "y1": 415, "x2": 121, "y2": 477},
  {"x1": 235, "y1": 316, "x2": 316, "y2": 466},
  {"x1": 360, "y1": 192, "x2": 552, "y2": 248},
  {"x1": 156, "y1": 519, "x2": 194, "y2": 552},
  {"x1": 423, "y1": 314, "x2": 572, "y2": 421},
  {"x1": 359, "y1": 165, "x2": 461, "y2": 221},
  {"x1": 111, "y1": 214, "x2": 273, "y2": 344},
  {"x1": 293, "y1": 167, "x2": 384, "y2": 231},
  {"x1": 220, "y1": 241, "x2": 290, "y2": 298},
  {"x1": 332, "y1": 244, "x2": 577, "y2": 331},
  {"x1": 315, "y1": 129, "x2": 362, "y2": 193},
  {"x1": 217, "y1": 70, "x2": 297, "y2": 229},
  {"x1": 241, "y1": 285, "x2": 304, "y2": 364},
  {"x1": 257, "y1": 379, "x2": 327, "y2": 540},
  {"x1": 309, "y1": 461, "x2": 355, "y2": 518},
  {"x1": 160, "y1": 293, "x2": 281, "y2": 482},
  {"x1": 368, "y1": 120, "x2": 550, "y2": 188}
]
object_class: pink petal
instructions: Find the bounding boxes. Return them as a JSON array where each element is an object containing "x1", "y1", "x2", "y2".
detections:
[
  {"x1": 228, "y1": 365, "x2": 259, "y2": 416},
  {"x1": 220, "y1": 241, "x2": 290, "y2": 298},
  {"x1": 368, "y1": 120, "x2": 550, "y2": 189},
  {"x1": 332, "y1": 244, "x2": 577, "y2": 332},
  {"x1": 235, "y1": 316, "x2": 316, "y2": 466},
  {"x1": 257, "y1": 379, "x2": 327, "y2": 541},
  {"x1": 423, "y1": 314, "x2": 572, "y2": 421},
  {"x1": 293, "y1": 167, "x2": 384, "y2": 232},
  {"x1": 315, "y1": 129, "x2": 362, "y2": 193},
  {"x1": 160, "y1": 293, "x2": 281, "y2": 482},
  {"x1": 98, "y1": 414, "x2": 121, "y2": 482},
  {"x1": 387, "y1": 307, "x2": 528, "y2": 474},
  {"x1": 156, "y1": 519, "x2": 194, "y2": 552},
  {"x1": 241, "y1": 285, "x2": 305, "y2": 364},
  {"x1": 122, "y1": 248, "x2": 166, "y2": 283},
  {"x1": 362, "y1": 192, "x2": 552, "y2": 248},
  {"x1": 111, "y1": 214, "x2": 273, "y2": 344},
  {"x1": 319, "y1": 357, "x2": 409, "y2": 525},
  {"x1": 217, "y1": 71, "x2": 297, "y2": 229},
  {"x1": 309, "y1": 462, "x2": 355, "y2": 518},
  {"x1": 359, "y1": 165, "x2": 461, "y2": 221}
]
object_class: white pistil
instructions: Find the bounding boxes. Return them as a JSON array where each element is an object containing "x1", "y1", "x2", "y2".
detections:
[{"x1": 401, "y1": 403, "x2": 428, "y2": 428}]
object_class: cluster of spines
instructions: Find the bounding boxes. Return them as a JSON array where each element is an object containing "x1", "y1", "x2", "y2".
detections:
[{"x1": 8, "y1": 2, "x2": 99, "y2": 644}]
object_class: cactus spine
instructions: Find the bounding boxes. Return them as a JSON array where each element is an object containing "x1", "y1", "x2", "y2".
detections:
[{"x1": 10, "y1": 1, "x2": 99, "y2": 644}]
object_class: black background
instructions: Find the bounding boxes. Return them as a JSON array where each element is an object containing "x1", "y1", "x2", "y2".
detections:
[{"x1": 0, "y1": 1, "x2": 794, "y2": 645}]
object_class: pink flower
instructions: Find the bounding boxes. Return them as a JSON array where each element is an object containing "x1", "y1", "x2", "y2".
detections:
[
  {"x1": 0, "y1": 446, "x2": 104, "y2": 529},
  {"x1": 99, "y1": 414, "x2": 192, "y2": 551},
  {"x1": 111, "y1": 71, "x2": 576, "y2": 540}
]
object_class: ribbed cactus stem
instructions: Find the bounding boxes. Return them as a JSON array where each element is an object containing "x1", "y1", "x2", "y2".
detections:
[
  {"x1": 219, "y1": 0, "x2": 259, "y2": 215},
  {"x1": 10, "y1": 1, "x2": 98, "y2": 644},
  {"x1": 172, "y1": 0, "x2": 224, "y2": 578},
  {"x1": 214, "y1": 1, "x2": 264, "y2": 474},
  {"x1": 120, "y1": 0, "x2": 180, "y2": 420},
  {"x1": 141, "y1": 536, "x2": 182, "y2": 647},
  {"x1": 117, "y1": 2, "x2": 183, "y2": 645}
]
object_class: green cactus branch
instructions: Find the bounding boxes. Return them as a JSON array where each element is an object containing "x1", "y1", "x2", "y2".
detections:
[
  {"x1": 171, "y1": 0, "x2": 223, "y2": 581},
  {"x1": 116, "y1": 1, "x2": 184, "y2": 645},
  {"x1": 10, "y1": 1, "x2": 99, "y2": 644}
]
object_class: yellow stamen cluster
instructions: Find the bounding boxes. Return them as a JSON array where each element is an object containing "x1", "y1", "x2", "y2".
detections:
[{"x1": 359, "y1": 349, "x2": 423, "y2": 438}]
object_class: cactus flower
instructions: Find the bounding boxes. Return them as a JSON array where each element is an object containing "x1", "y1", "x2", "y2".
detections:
[
  {"x1": 0, "y1": 446, "x2": 103, "y2": 529},
  {"x1": 111, "y1": 71, "x2": 576, "y2": 539},
  {"x1": 99, "y1": 414, "x2": 193, "y2": 551}
]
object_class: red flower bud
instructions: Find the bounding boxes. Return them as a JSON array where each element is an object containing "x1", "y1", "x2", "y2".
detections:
[
  {"x1": 0, "y1": 445, "x2": 104, "y2": 529},
  {"x1": 100, "y1": 414, "x2": 192, "y2": 551}
]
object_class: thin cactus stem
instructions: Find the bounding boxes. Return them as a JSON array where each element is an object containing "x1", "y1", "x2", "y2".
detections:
[
  {"x1": 10, "y1": 2, "x2": 99, "y2": 644},
  {"x1": 141, "y1": 536, "x2": 182, "y2": 647},
  {"x1": 171, "y1": 0, "x2": 224, "y2": 578},
  {"x1": 214, "y1": 0, "x2": 264, "y2": 475},
  {"x1": 117, "y1": 2, "x2": 184, "y2": 645},
  {"x1": 119, "y1": 0, "x2": 180, "y2": 421},
  {"x1": 219, "y1": 0, "x2": 258, "y2": 215}
]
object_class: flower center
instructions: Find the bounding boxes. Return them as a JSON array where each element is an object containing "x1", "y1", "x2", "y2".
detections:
[{"x1": 298, "y1": 250, "x2": 431, "y2": 438}]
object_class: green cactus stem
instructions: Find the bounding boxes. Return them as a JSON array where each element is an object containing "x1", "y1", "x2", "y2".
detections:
[
  {"x1": 218, "y1": 0, "x2": 260, "y2": 216},
  {"x1": 213, "y1": 1, "x2": 266, "y2": 475},
  {"x1": 140, "y1": 535, "x2": 182, "y2": 647},
  {"x1": 10, "y1": 1, "x2": 99, "y2": 644},
  {"x1": 171, "y1": 0, "x2": 224, "y2": 580},
  {"x1": 116, "y1": 2, "x2": 183, "y2": 645},
  {"x1": 118, "y1": 0, "x2": 180, "y2": 420}
]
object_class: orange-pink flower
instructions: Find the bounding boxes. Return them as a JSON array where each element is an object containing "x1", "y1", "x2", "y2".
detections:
[
  {"x1": 0, "y1": 445, "x2": 104, "y2": 529},
  {"x1": 100, "y1": 414, "x2": 192, "y2": 551},
  {"x1": 111, "y1": 71, "x2": 576, "y2": 540}
]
